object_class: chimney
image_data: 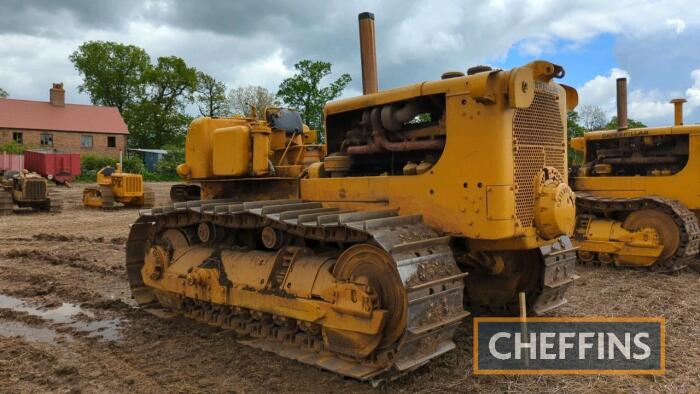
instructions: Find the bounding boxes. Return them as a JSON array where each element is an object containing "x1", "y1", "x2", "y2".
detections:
[
  {"x1": 50, "y1": 83, "x2": 65, "y2": 107},
  {"x1": 670, "y1": 98, "x2": 687, "y2": 126},
  {"x1": 358, "y1": 12, "x2": 378, "y2": 95},
  {"x1": 616, "y1": 78, "x2": 628, "y2": 130}
]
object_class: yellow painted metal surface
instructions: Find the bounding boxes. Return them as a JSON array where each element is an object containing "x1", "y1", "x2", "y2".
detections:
[
  {"x1": 83, "y1": 165, "x2": 147, "y2": 207},
  {"x1": 575, "y1": 218, "x2": 663, "y2": 266},
  {"x1": 81, "y1": 188, "x2": 103, "y2": 207},
  {"x1": 303, "y1": 61, "x2": 573, "y2": 245},
  {"x1": 251, "y1": 125, "x2": 271, "y2": 175},
  {"x1": 184, "y1": 117, "x2": 248, "y2": 179},
  {"x1": 212, "y1": 126, "x2": 250, "y2": 176},
  {"x1": 180, "y1": 112, "x2": 321, "y2": 180},
  {"x1": 177, "y1": 61, "x2": 575, "y2": 250},
  {"x1": 573, "y1": 126, "x2": 700, "y2": 211},
  {"x1": 111, "y1": 173, "x2": 144, "y2": 198},
  {"x1": 141, "y1": 244, "x2": 386, "y2": 336}
]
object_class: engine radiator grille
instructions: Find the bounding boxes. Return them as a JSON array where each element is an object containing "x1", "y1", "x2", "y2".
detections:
[
  {"x1": 125, "y1": 177, "x2": 142, "y2": 194},
  {"x1": 512, "y1": 87, "x2": 566, "y2": 228},
  {"x1": 24, "y1": 179, "x2": 46, "y2": 200}
]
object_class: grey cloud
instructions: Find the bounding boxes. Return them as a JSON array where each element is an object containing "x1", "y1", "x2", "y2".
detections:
[
  {"x1": 0, "y1": 0, "x2": 141, "y2": 37},
  {"x1": 1, "y1": 0, "x2": 698, "y2": 128}
]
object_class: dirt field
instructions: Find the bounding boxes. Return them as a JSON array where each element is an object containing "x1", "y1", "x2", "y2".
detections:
[{"x1": 1, "y1": 182, "x2": 699, "y2": 393}]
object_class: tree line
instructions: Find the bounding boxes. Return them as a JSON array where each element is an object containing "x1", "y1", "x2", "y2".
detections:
[
  {"x1": 68, "y1": 41, "x2": 351, "y2": 148},
  {"x1": 5, "y1": 44, "x2": 648, "y2": 160}
]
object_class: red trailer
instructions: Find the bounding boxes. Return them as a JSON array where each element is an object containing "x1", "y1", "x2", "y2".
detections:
[{"x1": 24, "y1": 150, "x2": 80, "y2": 183}]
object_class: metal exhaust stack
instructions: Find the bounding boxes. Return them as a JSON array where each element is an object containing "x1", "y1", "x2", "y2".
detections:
[
  {"x1": 616, "y1": 78, "x2": 628, "y2": 130},
  {"x1": 358, "y1": 12, "x2": 378, "y2": 95},
  {"x1": 670, "y1": 98, "x2": 687, "y2": 126}
]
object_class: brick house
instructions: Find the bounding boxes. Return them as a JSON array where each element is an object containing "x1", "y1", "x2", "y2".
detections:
[{"x1": 0, "y1": 83, "x2": 128, "y2": 156}]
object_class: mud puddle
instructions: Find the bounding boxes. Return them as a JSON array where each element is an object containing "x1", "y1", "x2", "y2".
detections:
[
  {"x1": 0, "y1": 320, "x2": 64, "y2": 343},
  {"x1": 0, "y1": 294, "x2": 123, "y2": 342}
]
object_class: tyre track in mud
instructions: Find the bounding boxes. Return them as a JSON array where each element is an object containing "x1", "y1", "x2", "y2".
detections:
[{"x1": 3, "y1": 249, "x2": 123, "y2": 276}]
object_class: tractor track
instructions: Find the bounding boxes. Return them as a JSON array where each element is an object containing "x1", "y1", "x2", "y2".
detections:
[
  {"x1": 125, "y1": 197, "x2": 576, "y2": 383},
  {"x1": 576, "y1": 194, "x2": 700, "y2": 270},
  {"x1": 126, "y1": 198, "x2": 470, "y2": 383},
  {"x1": 2, "y1": 183, "x2": 700, "y2": 393}
]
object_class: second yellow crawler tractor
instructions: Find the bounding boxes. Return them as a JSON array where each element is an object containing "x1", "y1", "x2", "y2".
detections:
[
  {"x1": 82, "y1": 154, "x2": 154, "y2": 209},
  {"x1": 570, "y1": 78, "x2": 700, "y2": 270}
]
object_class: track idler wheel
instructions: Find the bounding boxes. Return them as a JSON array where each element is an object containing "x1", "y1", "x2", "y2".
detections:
[
  {"x1": 623, "y1": 209, "x2": 681, "y2": 264},
  {"x1": 261, "y1": 226, "x2": 288, "y2": 249},
  {"x1": 325, "y1": 244, "x2": 406, "y2": 358},
  {"x1": 577, "y1": 250, "x2": 596, "y2": 264},
  {"x1": 598, "y1": 252, "x2": 614, "y2": 265}
]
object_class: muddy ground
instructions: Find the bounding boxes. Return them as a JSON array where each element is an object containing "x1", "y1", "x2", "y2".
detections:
[{"x1": 0, "y1": 182, "x2": 699, "y2": 393}]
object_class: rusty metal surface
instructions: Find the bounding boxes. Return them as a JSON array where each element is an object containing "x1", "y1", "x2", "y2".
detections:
[
  {"x1": 616, "y1": 78, "x2": 628, "y2": 130},
  {"x1": 358, "y1": 12, "x2": 378, "y2": 95},
  {"x1": 345, "y1": 107, "x2": 445, "y2": 155},
  {"x1": 532, "y1": 236, "x2": 578, "y2": 315},
  {"x1": 671, "y1": 98, "x2": 687, "y2": 126},
  {"x1": 126, "y1": 197, "x2": 469, "y2": 383},
  {"x1": 22, "y1": 178, "x2": 47, "y2": 200}
]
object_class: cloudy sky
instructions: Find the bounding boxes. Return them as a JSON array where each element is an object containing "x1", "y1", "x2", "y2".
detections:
[{"x1": 1, "y1": 0, "x2": 699, "y2": 126}]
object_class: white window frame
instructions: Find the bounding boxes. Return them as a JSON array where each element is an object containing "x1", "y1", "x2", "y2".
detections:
[
  {"x1": 40, "y1": 132, "x2": 53, "y2": 146},
  {"x1": 81, "y1": 134, "x2": 93, "y2": 148}
]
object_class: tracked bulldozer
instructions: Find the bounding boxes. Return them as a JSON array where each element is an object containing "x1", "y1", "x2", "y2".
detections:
[
  {"x1": 125, "y1": 12, "x2": 579, "y2": 382},
  {"x1": 82, "y1": 152, "x2": 154, "y2": 209},
  {"x1": 0, "y1": 169, "x2": 62, "y2": 214},
  {"x1": 570, "y1": 78, "x2": 700, "y2": 270}
]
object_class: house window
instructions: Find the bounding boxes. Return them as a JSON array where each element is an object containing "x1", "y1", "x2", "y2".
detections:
[
  {"x1": 40, "y1": 133, "x2": 53, "y2": 146},
  {"x1": 81, "y1": 135, "x2": 93, "y2": 148},
  {"x1": 107, "y1": 136, "x2": 116, "y2": 148},
  {"x1": 12, "y1": 132, "x2": 23, "y2": 144}
]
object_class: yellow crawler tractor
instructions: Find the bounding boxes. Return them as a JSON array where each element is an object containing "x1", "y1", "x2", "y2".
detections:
[
  {"x1": 169, "y1": 108, "x2": 324, "y2": 203},
  {"x1": 125, "y1": 13, "x2": 578, "y2": 382},
  {"x1": 82, "y1": 153, "x2": 154, "y2": 209},
  {"x1": 570, "y1": 78, "x2": 700, "y2": 270},
  {"x1": 0, "y1": 170, "x2": 62, "y2": 214}
]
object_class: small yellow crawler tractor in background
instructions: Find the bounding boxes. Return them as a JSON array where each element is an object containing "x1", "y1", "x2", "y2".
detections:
[
  {"x1": 82, "y1": 153, "x2": 154, "y2": 209},
  {"x1": 0, "y1": 169, "x2": 62, "y2": 214}
]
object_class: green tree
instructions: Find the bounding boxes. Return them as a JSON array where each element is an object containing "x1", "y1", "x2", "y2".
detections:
[
  {"x1": 277, "y1": 60, "x2": 351, "y2": 138},
  {"x1": 605, "y1": 116, "x2": 647, "y2": 130},
  {"x1": 70, "y1": 42, "x2": 198, "y2": 149},
  {"x1": 134, "y1": 56, "x2": 197, "y2": 147},
  {"x1": 69, "y1": 41, "x2": 150, "y2": 113},
  {"x1": 195, "y1": 71, "x2": 230, "y2": 117},
  {"x1": 0, "y1": 87, "x2": 8, "y2": 98},
  {"x1": 567, "y1": 111, "x2": 586, "y2": 165},
  {"x1": 228, "y1": 85, "x2": 278, "y2": 118}
]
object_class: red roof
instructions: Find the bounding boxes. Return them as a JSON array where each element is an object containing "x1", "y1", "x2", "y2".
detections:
[{"x1": 0, "y1": 98, "x2": 128, "y2": 134}]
